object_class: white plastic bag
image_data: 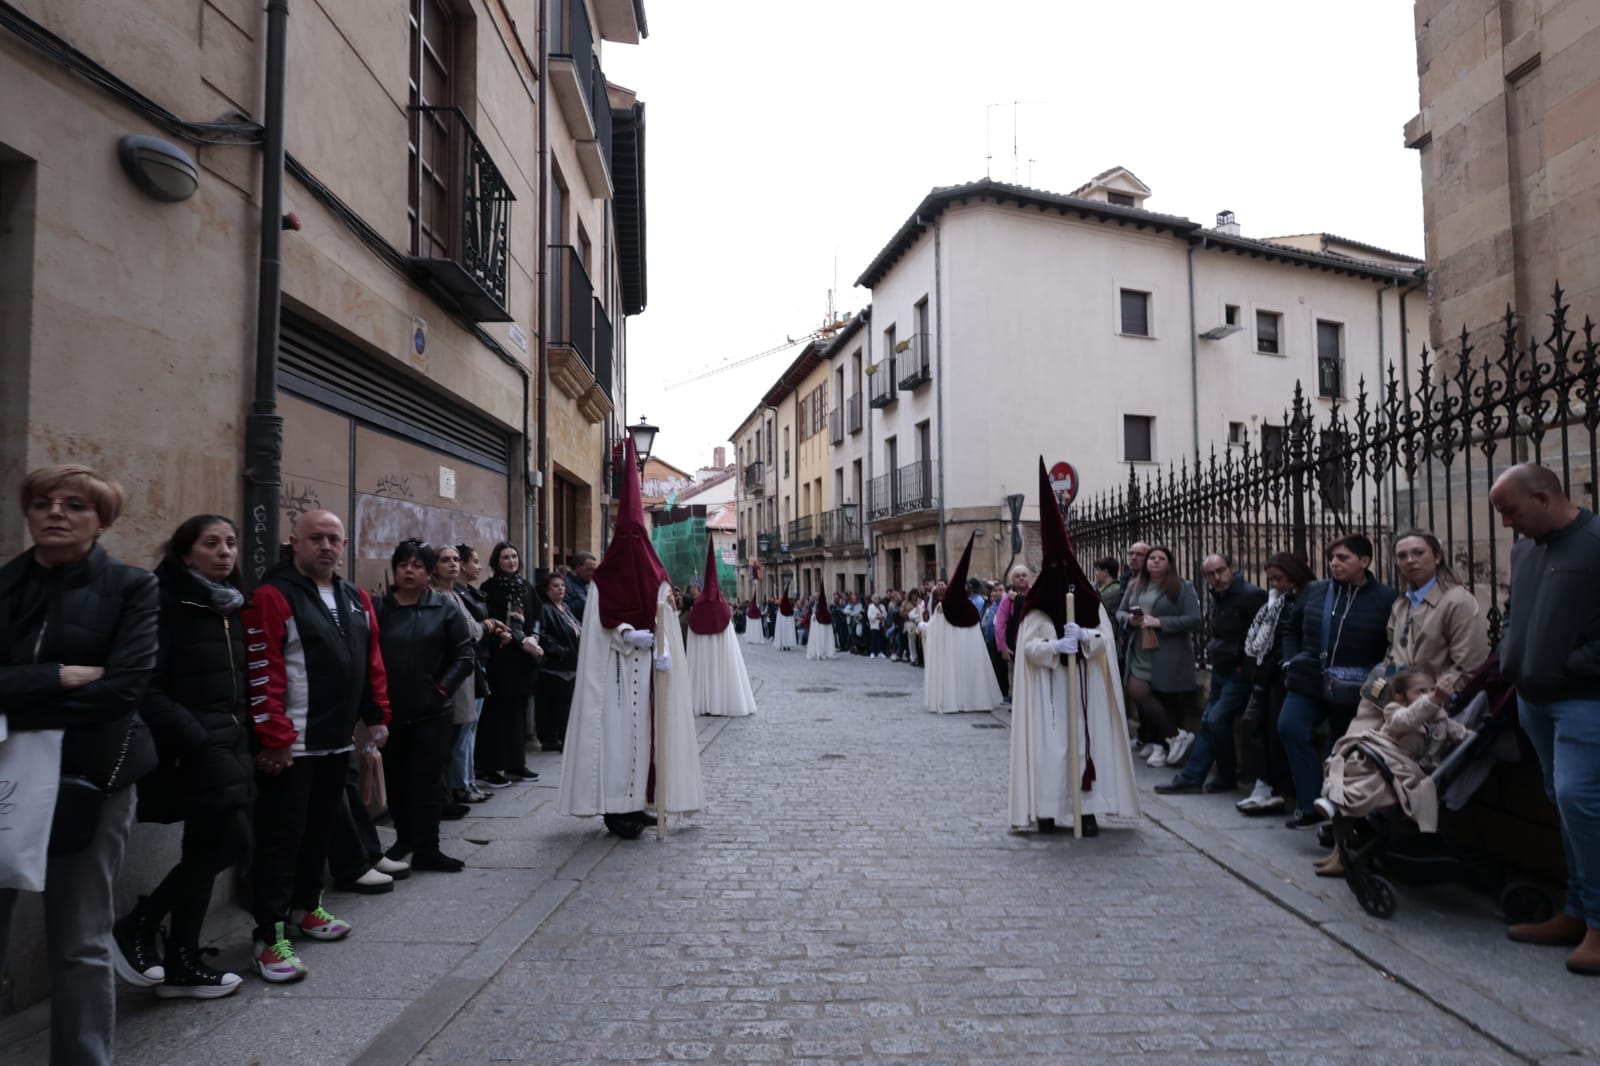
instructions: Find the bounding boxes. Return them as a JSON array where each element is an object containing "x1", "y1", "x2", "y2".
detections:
[{"x1": 0, "y1": 722, "x2": 65, "y2": 892}]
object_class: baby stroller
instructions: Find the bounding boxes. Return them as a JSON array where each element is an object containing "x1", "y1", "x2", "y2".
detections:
[{"x1": 1333, "y1": 657, "x2": 1555, "y2": 924}]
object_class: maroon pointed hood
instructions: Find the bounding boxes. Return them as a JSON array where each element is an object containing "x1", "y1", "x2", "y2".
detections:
[
  {"x1": 815, "y1": 595, "x2": 832, "y2": 625},
  {"x1": 688, "y1": 536, "x2": 732, "y2": 635},
  {"x1": 1021, "y1": 456, "x2": 1103, "y2": 635},
  {"x1": 779, "y1": 589, "x2": 793, "y2": 616},
  {"x1": 746, "y1": 597, "x2": 762, "y2": 619},
  {"x1": 941, "y1": 530, "x2": 982, "y2": 627},
  {"x1": 594, "y1": 436, "x2": 669, "y2": 631}
]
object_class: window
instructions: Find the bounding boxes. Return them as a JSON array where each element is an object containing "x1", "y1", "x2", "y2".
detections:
[
  {"x1": 1255, "y1": 310, "x2": 1281, "y2": 354},
  {"x1": 1228, "y1": 421, "x2": 1248, "y2": 446},
  {"x1": 408, "y1": 0, "x2": 455, "y2": 258},
  {"x1": 1108, "y1": 191, "x2": 1135, "y2": 207},
  {"x1": 1317, "y1": 320, "x2": 1344, "y2": 398},
  {"x1": 1119, "y1": 289, "x2": 1151, "y2": 337},
  {"x1": 1261, "y1": 424, "x2": 1286, "y2": 466},
  {"x1": 1224, "y1": 304, "x2": 1239, "y2": 326},
  {"x1": 1123, "y1": 415, "x2": 1154, "y2": 462}
]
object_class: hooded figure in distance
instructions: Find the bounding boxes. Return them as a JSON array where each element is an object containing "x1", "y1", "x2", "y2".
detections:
[
  {"x1": 773, "y1": 587, "x2": 799, "y2": 651},
  {"x1": 806, "y1": 594, "x2": 837, "y2": 660},
  {"x1": 686, "y1": 538, "x2": 757, "y2": 717},
  {"x1": 922, "y1": 531, "x2": 1004, "y2": 713}
]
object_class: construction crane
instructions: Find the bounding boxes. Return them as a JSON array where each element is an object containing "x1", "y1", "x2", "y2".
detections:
[{"x1": 664, "y1": 293, "x2": 853, "y2": 391}]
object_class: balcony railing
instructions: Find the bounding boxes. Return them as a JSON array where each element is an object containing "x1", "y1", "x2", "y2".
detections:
[
  {"x1": 787, "y1": 516, "x2": 821, "y2": 551},
  {"x1": 825, "y1": 506, "x2": 862, "y2": 547},
  {"x1": 847, "y1": 394, "x2": 863, "y2": 434},
  {"x1": 550, "y1": 0, "x2": 596, "y2": 138},
  {"x1": 736, "y1": 537, "x2": 747, "y2": 563},
  {"x1": 550, "y1": 245, "x2": 593, "y2": 368},
  {"x1": 758, "y1": 529, "x2": 783, "y2": 561},
  {"x1": 868, "y1": 461, "x2": 939, "y2": 521},
  {"x1": 829, "y1": 407, "x2": 844, "y2": 445},
  {"x1": 743, "y1": 460, "x2": 764, "y2": 495},
  {"x1": 896, "y1": 333, "x2": 932, "y2": 390},
  {"x1": 868, "y1": 361, "x2": 897, "y2": 408},
  {"x1": 405, "y1": 105, "x2": 516, "y2": 322},
  {"x1": 593, "y1": 299, "x2": 613, "y2": 399},
  {"x1": 1318, "y1": 355, "x2": 1343, "y2": 399}
]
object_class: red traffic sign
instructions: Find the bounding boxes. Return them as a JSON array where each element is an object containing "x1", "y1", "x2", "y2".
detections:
[{"x1": 1049, "y1": 461, "x2": 1079, "y2": 510}]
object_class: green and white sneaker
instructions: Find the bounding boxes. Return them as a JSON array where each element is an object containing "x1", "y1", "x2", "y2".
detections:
[
  {"x1": 252, "y1": 922, "x2": 308, "y2": 983},
  {"x1": 288, "y1": 899, "x2": 352, "y2": 941}
]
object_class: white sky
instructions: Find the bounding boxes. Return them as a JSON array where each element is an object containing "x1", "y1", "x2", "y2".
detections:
[{"x1": 603, "y1": 0, "x2": 1424, "y2": 474}]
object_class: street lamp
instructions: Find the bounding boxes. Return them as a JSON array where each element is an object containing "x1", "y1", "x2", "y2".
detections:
[{"x1": 627, "y1": 416, "x2": 658, "y2": 470}]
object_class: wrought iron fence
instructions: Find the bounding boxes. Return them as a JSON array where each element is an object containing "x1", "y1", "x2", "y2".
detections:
[{"x1": 1068, "y1": 288, "x2": 1600, "y2": 652}]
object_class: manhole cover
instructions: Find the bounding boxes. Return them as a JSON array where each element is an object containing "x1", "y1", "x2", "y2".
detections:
[
  {"x1": 864, "y1": 691, "x2": 909, "y2": 698},
  {"x1": 820, "y1": 753, "x2": 847, "y2": 760},
  {"x1": 971, "y1": 723, "x2": 1005, "y2": 729},
  {"x1": 796, "y1": 686, "x2": 838, "y2": 694}
]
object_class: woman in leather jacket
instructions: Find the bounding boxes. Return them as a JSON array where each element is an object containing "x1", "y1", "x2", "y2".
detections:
[
  {"x1": 375, "y1": 540, "x2": 476, "y2": 872},
  {"x1": 533, "y1": 570, "x2": 581, "y2": 751}
]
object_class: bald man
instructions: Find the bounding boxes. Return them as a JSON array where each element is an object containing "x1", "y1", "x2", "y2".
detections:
[
  {"x1": 244, "y1": 510, "x2": 393, "y2": 983},
  {"x1": 1492, "y1": 464, "x2": 1600, "y2": 973}
]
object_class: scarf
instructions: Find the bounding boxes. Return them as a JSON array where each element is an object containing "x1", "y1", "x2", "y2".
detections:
[
  {"x1": 1244, "y1": 588, "x2": 1286, "y2": 663},
  {"x1": 482, "y1": 572, "x2": 531, "y2": 624},
  {"x1": 189, "y1": 568, "x2": 245, "y2": 613}
]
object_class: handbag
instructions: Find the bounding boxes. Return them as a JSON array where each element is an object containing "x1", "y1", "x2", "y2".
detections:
[
  {"x1": 0, "y1": 724, "x2": 65, "y2": 891},
  {"x1": 1318, "y1": 585, "x2": 1366, "y2": 709},
  {"x1": 47, "y1": 716, "x2": 147, "y2": 856}
]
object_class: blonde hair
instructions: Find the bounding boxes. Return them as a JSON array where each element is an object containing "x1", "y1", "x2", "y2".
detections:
[{"x1": 19, "y1": 465, "x2": 125, "y2": 528}]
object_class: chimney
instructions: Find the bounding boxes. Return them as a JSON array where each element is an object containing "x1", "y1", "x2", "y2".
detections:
[
  {"x1": 713, "y1": 446, "x2": 726, "y2": 469},
  {"x1": 1215, "y1": 210, "x2": 1240, "y2": 236}
]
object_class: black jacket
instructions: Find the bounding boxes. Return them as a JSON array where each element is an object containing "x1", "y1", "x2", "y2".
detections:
[
  {"x1": 534, "y1": 596, "x2": 580, "y2": 673},
  {"x1": 375, "y1": 588, "x2": 476, "y2": 725},
  {"x1": 0, "y1": 544, "x2": 159, "y2": 786},
  {"x1": 1206, "y1": 575, "x2": 1269, "y2": 674},
  {"x1": 138, "y1": 559, "x2": 254, "y2": 818},
  {"x1": 1500, "y1": 508, "x2": 1600, "y2": 700},
  {"x1": 457, "y1": 583, "x2": 494, "y2": 698},
  {"x1": 1281, "y1": 574, "x2": 1397, "y2": 698}
]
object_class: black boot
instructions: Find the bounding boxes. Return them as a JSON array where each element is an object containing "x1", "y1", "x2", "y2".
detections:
[
  {"x1": 1036, "y1": 818, "x2": 1057, "y2": 835},
  {"x1": 1081, "y1": 815, "x2": 1100, "y2": 838},
  {"x1": 111, "y1": 897, "x2": 166, "y2": 987},
  {"x1": 156, "y1": 944, "x2": 243, "y2": 1000},
  {"x1": 604, "y1": 812, "x2": 646, "y2": 840}
]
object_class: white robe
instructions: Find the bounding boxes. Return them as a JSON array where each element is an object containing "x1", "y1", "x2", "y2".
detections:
[
  {"x1": 558, "y1": 582, "x2": 704, "y2": 816},
  {"x1": 1007, "y1": 611, "x2": 1141, "y2": 830},
  {"x1": 774, "y1": 611, "x2": 798, "y2": 650},
  {"x1": 744, "y1": 614, "x2": 766, "y2": 645},
  {"x1": 805, "y1": 610, "x2": 837, "y2": 660},
  {"x1": 923, "y1": 610, "x2": 1002, "y2": 713},
  {"x1": 687, "y1": 622, "x2": 757, "y2": 717}
]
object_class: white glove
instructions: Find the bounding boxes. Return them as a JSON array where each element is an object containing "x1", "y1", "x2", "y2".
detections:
[
  {"x1": 653, "y1": 652, "x2": 672, "y2": 672},
  {"x1": 622, "y1": 629, "x2": 655, "y2": 651},
  {"x1": 1061, "y1": 623, "x2": 1083, "y2": 642},
  {"x1": 1051, "y1": 633, "x2": 1080, "y2": 656},
  {"x1": 917, "y1": 621, "x2": 929, "y2": 635}
]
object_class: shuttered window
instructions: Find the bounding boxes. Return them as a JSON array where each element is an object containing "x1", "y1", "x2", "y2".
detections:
[
  {"x1": 1120, "y1": 289, "x2": 1150, "y2": 337},
  {"x1": 1124, "y1": 415, "x2": 1153, "y2": 462}
]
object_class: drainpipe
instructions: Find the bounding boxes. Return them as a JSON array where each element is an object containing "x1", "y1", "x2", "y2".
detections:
[
  {"x1": 534, "y1": 0, "x2": 550, "y2": 567},
  {"x1": 1185, "y1": 238, "x2": 1204, "y2": 460},
  {"x1": 863, "y1": 312, "x2": 875, "y2": 592},
  {"x1": 242, "y1": 0, "x2": 289, "y2": 588},
  {"x1": 931, "y1": 215, "x2": 948, "y2": 573}
]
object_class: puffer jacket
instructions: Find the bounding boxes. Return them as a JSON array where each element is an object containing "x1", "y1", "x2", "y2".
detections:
[
  {"x1": 0, "y1": 544, "x2": 159, "y2": 786},
  {"x1": 1281, "y1": 574, "x2": 1397, "y2": 699},
  {"x1": 137, "y1": 558, "x2": 254, "y2": 818},
  {"x1": 375, "y1": 588, "x2": 476, "y2": 725}
]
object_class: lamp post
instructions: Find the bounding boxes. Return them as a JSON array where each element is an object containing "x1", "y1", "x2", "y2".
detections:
[
  {"x1": 1004, "y1": 492, "x2": 1026, "y2": 576},
  {"x1": 627, "y1": 416, "x2": 657, "y2": 470}
]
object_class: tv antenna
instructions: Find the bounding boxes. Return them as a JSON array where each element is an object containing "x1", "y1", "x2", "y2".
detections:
[{"x1": 986, "y1": 100, "x2": 1046, "y2": 182}]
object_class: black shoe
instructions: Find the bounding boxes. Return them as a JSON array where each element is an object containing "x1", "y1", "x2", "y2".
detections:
[
  {"x1": 1081, "y1": 815, "x2": 1100, "y2": 838},
  {"x1": 479, "y1": 771, "x2": 512, "y2": 787},
  {"x1": 1285, "y1": 809, "x2": 1328, "y2": 830},
  {"x1": 441, "y1": 802, "x2": 470, "y2": 821},
  {"x1": 1036, "y1": 817, "x2": 1057, "y2": 835},
  {"x1": 112, "y1": 900, "x2": 166, "y2": 987},
  {"x1": 604, "y1": 812, "x2": 647, "y2": 840},
  {"x1": 506, "y1": 766, "x2": 540, "y2": 781},
  {"x1": 1154, "y1": 777, "x2": 1204, "y2": 795},
  {"x1": 385, "y1": 840, "x2": 414, "y2": 862},
  {"x1": 1203, "y1": 778, "x2": 1239, "y2": 794},
  {"x1": 155, "y1": 945, "x2": 242, "y2": 1000},
  {"x1": 411, "y1": 849, "x2": 466, "y2": 872},
  {"x1": 1316, "y1": 822, "x2": 1337, "y2": 848}
]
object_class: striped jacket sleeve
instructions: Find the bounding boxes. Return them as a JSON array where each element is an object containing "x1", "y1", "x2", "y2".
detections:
[{"x1": 244, "y1": 584, "x2": 298, "y2": 750}]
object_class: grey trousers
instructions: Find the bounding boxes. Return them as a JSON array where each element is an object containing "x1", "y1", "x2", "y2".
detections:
[{"x1": 0, "y1": 786, "x2": 135, "y2": 1066}]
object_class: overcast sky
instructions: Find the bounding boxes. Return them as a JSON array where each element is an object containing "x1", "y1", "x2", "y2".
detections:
[{"x1": 602, "y1": 0, "x2": 1425, "y2": 475}]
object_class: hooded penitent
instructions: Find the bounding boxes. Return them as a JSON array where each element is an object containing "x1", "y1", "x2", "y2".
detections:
[
  {"x1": 1021, "y1": 457, "x2": 1103, "y2": 636},
  {"x1": 779, "y1": 590, "x2": 794, "y2": 616},
  {"x1": 941, "y1": 531, "x2": 982, "y2": 628},
  {"x1": 815, "y1": 596, "x2": 832, "y2": 625},
  {"x1": 688, "y1": 537, "x2": 732, "y2": 635},
  {"x1": 594, "y1": 436, "x2": 669, "y2": 632},
  {"x1": 746, "y1": 598, "x2": 761, "y2": 619}
]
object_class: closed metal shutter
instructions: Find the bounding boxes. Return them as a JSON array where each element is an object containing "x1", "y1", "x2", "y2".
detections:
[{"x1": 279, "y1": 317, "x2": 510, "y2": 474}]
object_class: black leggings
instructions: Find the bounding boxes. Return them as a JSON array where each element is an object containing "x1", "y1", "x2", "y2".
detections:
[
  {"x1": 383, "y1": 714, "x2": 453, "y2": 855},
  {"x1": 476, "y1": 687, "x2": 529, "y2": 773},
  {"x1": 145, "y1": 804, "x2": 252, "y2": 950},
  {"x1": 1125, "y1": 677, "x2": 1188, "y2": 742},
  {"x1": 535, "y1": 673, "x2": 575, "y2": 749}
]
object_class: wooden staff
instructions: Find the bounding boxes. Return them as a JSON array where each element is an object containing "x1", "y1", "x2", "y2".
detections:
[
  {"x1": 1065, "y1": 590, "x2": 1083, "y2": 839},
  {"x1": 654, "y1": 604, "x2": 668, "y2": 840}
]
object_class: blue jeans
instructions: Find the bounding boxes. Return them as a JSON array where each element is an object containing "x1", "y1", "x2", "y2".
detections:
[
  {"x1": 1176, "y1": 666, "x2": 1254, "y2": 784},
  {"x1": 447, "y1": 699, "x2": 483, "y2": 791},
  {"x1": 1519, "y1": 696, "x2": 1600, "y2": 928},
  {"x1": 1278, "y1": 690, "x2": 1330, "y2": 815}
]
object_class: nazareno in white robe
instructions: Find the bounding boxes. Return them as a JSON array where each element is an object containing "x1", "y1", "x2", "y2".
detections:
[
  {"x1": 773, "y1": 610, "x2": 798, "y2": 650},
  {"x1": 744, "y1": 612, "x2": 766, "y2": 645},
  {"x1": 557, "y1": 581, "x2": 704, "y2": 817},
  {"x1": 923, "y1": 607, "x2": 1002, "y2": 713},
  {"x1": 687, "y1": 619, "x2": 757, "y2": 717},
  {"x1": 1007, "y1": 611, "x2": 1141, "y2": 830},
  {"x1": 805, "y1": 609, "x2": 836, "y2": 660}
]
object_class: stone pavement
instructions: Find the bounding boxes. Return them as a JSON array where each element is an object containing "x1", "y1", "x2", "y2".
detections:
[{"x1": 0, "y1": 642, "x2": 1593, "y2": 1065}]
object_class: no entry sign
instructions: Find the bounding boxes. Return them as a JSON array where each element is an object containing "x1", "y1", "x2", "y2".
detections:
[{"x1": 1050, "y1": 461, "x2": 1079, "y2": 511}]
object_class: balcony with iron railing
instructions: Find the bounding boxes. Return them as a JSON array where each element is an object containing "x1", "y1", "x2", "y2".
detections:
[
  {"x1": 847, "y1": 393, "x2": 863, "y2": 434},
  {"x1": 825, "y1": 505, "x2": 863, "y2": 549},
  {"x1": 742, "y1": 460, "x2": 764, "y2": 495},
  {"x1": 896, "y1": 333, "x2": 932, "y2": 390},
  {"x1": 549, "y1": 245, "x2": 595, "y2": 402},
  {"x1": 736, "y1": 537, "x2": 747, "y2": 563},
  {"x1": 405, "y1": 105, "x2": 516, "y2": 322},
  {"x1": 758, "y1": 529, "x2": 783, "y2": 561},
  {"x1": 867, "y1": 461, "x2": 939, "y2": 522},
  {"x1": 787, "y1": 515, "x2": 822, "y2": 553},
  {"x1": 868, "y1": 360, "x2": 897, "y2": 408},
  {"x1": 829, "y1": 407, "x2": 844, "y2": 445},
  {"x1": 577, "y1": 298, "x2": 614, "y2": 424},
  {"x1": 549, "y1": 0, "x2": 596, "y2": 139}
]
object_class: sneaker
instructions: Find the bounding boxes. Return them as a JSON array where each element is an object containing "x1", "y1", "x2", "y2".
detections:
[
  {"x1": 333, "y1": 867, "x2": 394, "y2": 895},
  {"x1": 1154, "y1": 776, "x2": 1203, "y2": 795},
  {"x1": 111, "y1": 901, "x2": 165, "y2": 987},
  {"x1": 479, "y1": 771, "x2": 512, "y2": 788},
  {"x1": 156, "y1": 945, "x2": 243, "y2": 999},
  {"x1": 374, "y1": 856, "x2": 411, "y2": 879},
  {"x1": 1135, "y1": 741, "x2": 1161, "y2": 760},
  {"x1": 252, "y1": 923, "x2": 308, "y2": 983},
  {"x1": 1165, "y1": 729, "x2": 1195, "y2": 766},
  {"x1": 1237, "y1": 780, "x2": 1274, "y2": 811},
  {"x1": 289, "y1": 901, "x2": 352, "y2": 941},
  {"x1": 1313, "y1": 797, "x2": 1338, "y2": 821},
  {"x1": 1145, "y1": 746, "x2": 1168, "y2": 768},
  {"x1": 506, "y1": 767, "x2": 540, "y2": 782},
  {"x1": 1284, "y1": 808, "x2": 1327, "y2": 830}
]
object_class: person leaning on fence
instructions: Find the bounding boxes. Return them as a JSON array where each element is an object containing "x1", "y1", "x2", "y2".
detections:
[
  {"x1": 1277, "y1": 534, "x2": 1397, "y2": 830},
  {"x1": 1236, "y1": 552, "x2": 1315, "y2": 815},
  {"x1": 0, "y1": 465, "x2": 159, "y2": 1066},
  {"x1": 1491, "y1": 463, "x2": 1600, "y2": 974},
  {"x1": 1116, "y1": 545, "x2": 1200, "y2": 769}
]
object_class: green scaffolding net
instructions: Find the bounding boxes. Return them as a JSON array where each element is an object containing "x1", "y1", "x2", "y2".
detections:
[{"x1": 650, "y1": 512, "x2": 737, "y2": 602}]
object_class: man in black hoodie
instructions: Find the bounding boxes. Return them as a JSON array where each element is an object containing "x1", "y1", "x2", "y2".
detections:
[{"x1": 1493, "y1": 463, "x2": 1600, "y2": 973}]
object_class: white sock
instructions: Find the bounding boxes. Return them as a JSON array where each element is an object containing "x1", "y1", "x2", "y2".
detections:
[{"x1": 1248, "y1": 780, "x2": 1273, "y2": 803}]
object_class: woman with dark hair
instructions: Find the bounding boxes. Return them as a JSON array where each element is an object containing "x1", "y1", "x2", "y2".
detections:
[
  {"x1": 533, "y1": 569, "x2": 581, "y2": 751},
  {"x1": 476, "y1": 542, "x2": 542, "y2": 786},
  {"x1": 376, "y1": 540, "x2": 476, "y2": 871},
  {"x1": 113, "y1": 515, "x2": 254, "y2": 999},
  {"x1": 1236, "y1": 552, "x2": 1315, "y2": 815},
  {"x1": 0, "y1": 465, "x2": 159, "y2": 1061},
  {"x1": 1115, "y1": 545, "x2": 1201, "y2": 768},
  {"x1": 434, "y1": 545, "x2": 509, "y2": 804}
]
